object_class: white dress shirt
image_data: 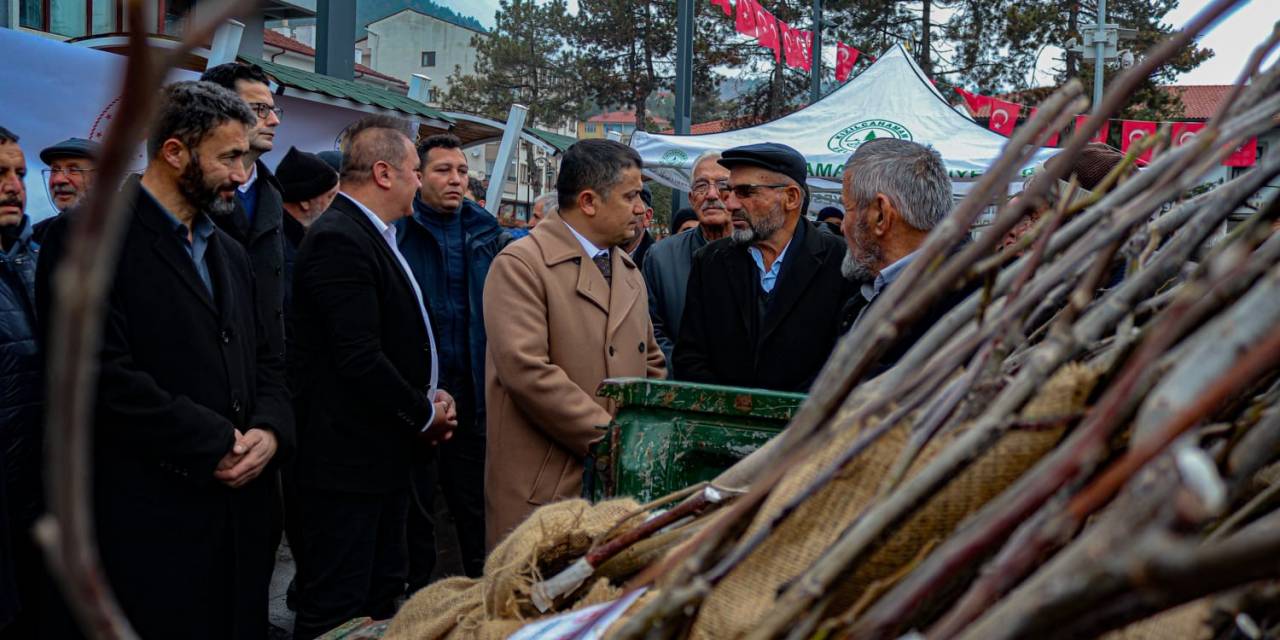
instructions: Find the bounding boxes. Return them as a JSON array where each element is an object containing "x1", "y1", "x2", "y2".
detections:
[
  {"x1": 563, "y1": 218, "x2": 609, "y2": 260},
  {"x1": 341, "y1": 192, "x2": 440, "y2": 431}
]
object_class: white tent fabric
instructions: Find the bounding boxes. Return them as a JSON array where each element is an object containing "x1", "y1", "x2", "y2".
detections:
[{"x1": 632, "y1": 44, "x2": 1057, "y2": 205}]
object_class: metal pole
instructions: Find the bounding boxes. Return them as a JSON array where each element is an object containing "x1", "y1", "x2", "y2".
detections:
[
  {"x1": 316, "y1": 0, "x2": 355, "y2": 81},
  {"x1": 1093, "y1": 0, "x2": 1107, "y2": 112},
  {"x1": 486, "y1": 104, "x2": 528, "y2": 216},
  {"x1": 672, "y1": 0, "x2": 695, "y2": 212},
  {"x1": 810, "y1": 0, "x2": 822, "y2": 104}
]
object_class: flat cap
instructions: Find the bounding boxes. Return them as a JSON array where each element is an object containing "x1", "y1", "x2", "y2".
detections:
[
  {"x1": 718, "y1": 142, "x2": 810, "y2": 212},
  {"x1": 39, "y1": 138, "x2": 100, "y2": 164},
  {"x1": 276, "y1": 147, "x2": 339, "y2": 203}
]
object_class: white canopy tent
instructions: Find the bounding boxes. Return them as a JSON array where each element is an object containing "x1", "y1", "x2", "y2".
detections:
[{"x1": 632, "y1": 44, "x2": 1058, "y2": 207}]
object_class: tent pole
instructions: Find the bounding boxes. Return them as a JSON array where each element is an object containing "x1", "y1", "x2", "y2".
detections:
[
  {"x1": 810, "y1": 0, "x2": 822, "y2": 104},
  {"x1": 672, "y1": 0, "x2": 694, "y2": 213}
]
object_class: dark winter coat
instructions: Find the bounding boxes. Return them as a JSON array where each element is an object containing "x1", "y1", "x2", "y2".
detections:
[
  {"x1": 213, "y1": 159, "x2": 287, "y2": 362},
  {"x1": 35, "y1": 179, "x2": 293, "y2": 640}
]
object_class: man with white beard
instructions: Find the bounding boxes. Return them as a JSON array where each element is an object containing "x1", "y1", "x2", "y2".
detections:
[{"x1": 674, "y1": 142, "x2": 855, "y2": 392}]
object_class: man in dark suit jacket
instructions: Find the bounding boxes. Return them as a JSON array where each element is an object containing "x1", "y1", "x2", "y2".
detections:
[
  {"x1": 675, "y1": 143, "x2": 856, "y2": 393},
  {"x1": 289, "y1": 115, "x2": 457, "y2": 639},
  {"x1": 35, "y1": 81, "x2": 293, "y2": 640}
]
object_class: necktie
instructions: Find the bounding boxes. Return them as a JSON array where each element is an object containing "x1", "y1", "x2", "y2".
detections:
[{"x1": 592, "y1": 250, "x2": 612, "y2": 287}]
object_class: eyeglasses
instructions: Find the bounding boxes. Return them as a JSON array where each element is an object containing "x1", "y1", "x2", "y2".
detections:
[
  {"x1": 690, "y1": 179, "x2": 730, "y2": 197},
  {"x1": 727, "y1": 183, "x2": 791, "y2": 199},
  {"x1": 42, "y1": 167, "x2": 94, "y2": 180},
  {"x1": 248, "y1": 103, "x2": 284, "y2": 120}
]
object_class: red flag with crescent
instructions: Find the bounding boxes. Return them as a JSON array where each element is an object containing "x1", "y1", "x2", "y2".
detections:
[
  {"x1": 1074, "y1": 115, "x2": 1110, "y2": 144},
  {"x1": 1224, "y1": 136, "x2": 1258, "y2": 167},
  {"x1": 794, "y1": 29, "x2": 813, "y2": 71},
  {"x1": 987, "y1": 98, "x2": 1021, "y2": 136},
  {"x1": 835, "y1": 42, "x2": 859, "y2": 82},
  {"x1": 954, "y1": 88, "x2": 990, "y2": 116},
  {"x1": 735, "y1": 0, "x2": 759, "y2": 37},
  {"x1": 779, "y1": 21, "x2": 801, "y2": 68},
  {"x1": 1120, "y1": 120, "x2": 1157, "y2": 164},
  {"x1": 754, "y1": 4, "x2": 781, "y2": 61},
  {"x1": 711, "y1": 0, "x2": 733, "y2": 17},
  {"x1": 1170, "y1": 122, "x2": 1205, "y2": 148},
  {"x1": 1026, "y1": 108, "x2": 1060, "y2": 147}
]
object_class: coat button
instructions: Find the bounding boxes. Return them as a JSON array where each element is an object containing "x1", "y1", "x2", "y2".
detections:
[
  {"x1": 639, "y1": 342, "x2": 646, "y2": 353},
  {"x1": 231, "y1": 398, "x2": 242, "y2": 413},
  {"x1": 608, "y1": 345, "x2": 615, "y2": 357},
  {"x1": 220, "y1": 329, "x2": 232, "y2": 343},
  {"x1": 275, "y1": 266, "x2": 283, "y2": 275}
]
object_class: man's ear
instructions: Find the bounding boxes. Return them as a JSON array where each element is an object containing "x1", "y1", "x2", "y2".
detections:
[
  {"x1": 372, "y1": 160, "x2": 394, "y2": 189},
  {"x1": 160, "y1": 138, "x2": 188, "y2": 172},
  {"x1": 872, "y1": 193, "x2": 897, "y2": 237},
  {"x1": 578, "y1": 189, "x2": 598, "y2": 217}
]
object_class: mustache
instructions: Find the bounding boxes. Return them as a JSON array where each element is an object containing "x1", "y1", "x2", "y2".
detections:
[
  {"x1": 0, "y1": 197, "x2": 21, "y2": 208},
  {"x1": 52, "y1": 185, "x2": 78, "y2": 195}
]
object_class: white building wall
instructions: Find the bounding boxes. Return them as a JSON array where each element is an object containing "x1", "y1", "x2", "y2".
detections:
[{"x1": 365, "y1": 10, "x2": 481, "y2": 95}]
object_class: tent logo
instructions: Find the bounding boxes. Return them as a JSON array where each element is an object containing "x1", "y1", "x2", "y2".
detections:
[
  {"x1": 660, "y1": 148, "x2": 689, "y2": 167},
  {"x1": 827, "y1": 119, "x2": 913, "y2": 152}
]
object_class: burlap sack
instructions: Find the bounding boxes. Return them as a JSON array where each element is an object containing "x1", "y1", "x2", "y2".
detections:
[
  {"x1": 385, "y1": 498, "x2": 643, "y2": 640},
  {"x1": 689, "y1": 363, "x2": 1098, "y2": 639}
]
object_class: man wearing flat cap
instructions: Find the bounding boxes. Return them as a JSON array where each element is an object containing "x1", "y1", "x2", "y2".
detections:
[
  {"x1": 39, "y1": 137, "x2": 99, "y2": 214},
  {"x1": 622, "y1": 183, "x2": 656, "y2": 267},
  {"x1": 674, "y1": 142, "x2": 855, "y2": 392}
]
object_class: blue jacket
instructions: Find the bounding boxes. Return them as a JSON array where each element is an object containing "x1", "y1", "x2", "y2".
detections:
[{"x1": 396, "y1": 198, "x2": 509, "y2": 423}]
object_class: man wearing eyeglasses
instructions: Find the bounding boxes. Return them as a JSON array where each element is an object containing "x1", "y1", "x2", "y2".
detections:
[
  {"x1": 674, "y1": 142, "x2": 855, "y2": 392},
  {"x1": 201, "y1": 63, "x2": 289, "y2": 364},
  {"x1": 39, "y1": 137, "x2": 99, "y2": 213},
  {"x1": 640, "y1": 150, "x2": 733, "y2": 370}
]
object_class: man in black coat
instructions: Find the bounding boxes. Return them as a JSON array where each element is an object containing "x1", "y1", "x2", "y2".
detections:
[
  {"x1": 35, "y1": 81, "x2": 293, "y2": 640},
  {"x1": 289, "y1": 115, "x2": 458, "y2": 639},
  {"x1": 675, "y1": 143, "x2": 856, "y2": 393},
  {"x1": 201, "y1": 62, "x2": 288, "y2": 362},
  {"x1": 837, "y1": 138, "x2": 968, "y2": 378}
]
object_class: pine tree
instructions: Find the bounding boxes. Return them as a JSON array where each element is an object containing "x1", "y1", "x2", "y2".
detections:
[{"x1": 443, "y1": 0, "x2": 582, "y2": 128}]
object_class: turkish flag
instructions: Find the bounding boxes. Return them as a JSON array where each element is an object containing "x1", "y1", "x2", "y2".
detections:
[
  {"x1": 835, "y1": 42, "x2": 859, "y2": 82},
  {"x1": 1224, "y1": 136, "x2": 1258, "y2": 167},
  {"x1": 1074, "y1": 115, "x2": 1110, "y2": 144},
  {"x1": 955, "y1": 87, "x2": 990, "y2": 116},
  {"x1": 794, "y1": 29, "x2": 813, "y2": 71},
  {"x1": 987, "y1": 98, "x2": 1021, "y2": 136},
  {"x1": 711, "y1": 0, "x2": 733, "y2": 17},
  {"x1": 754, "y1": 5, "x2": 781, "y2": 61},
  {"x1": 735, "y1": 0, "x2": 759, "y2": 37},
  {"x1": 1170, "y1": 122, "x2": 1205, "y2": 147},
  {"x1": 1120, "y1": 120, "x2": 1157, "y2": 164},
  {"x1": 1027, "y1": 108, "x2": 1060, "y2": 146},
  {"x1": 779, "y1": 21, "x2": 801, "y2": 69}
]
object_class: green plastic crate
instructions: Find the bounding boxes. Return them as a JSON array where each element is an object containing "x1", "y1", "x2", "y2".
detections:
[{"x1": 584, "y1": 378, "x2": 805, "y2": 503}]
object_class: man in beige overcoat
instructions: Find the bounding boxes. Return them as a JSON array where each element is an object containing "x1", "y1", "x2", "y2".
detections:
[{"x1": 482, "y1": 140, "x2": 666, "y2": 549}]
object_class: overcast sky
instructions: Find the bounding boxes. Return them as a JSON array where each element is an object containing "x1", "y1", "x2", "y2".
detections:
[{"x1": 432, "y1": 0, "x2": 1273, "y2": 86}]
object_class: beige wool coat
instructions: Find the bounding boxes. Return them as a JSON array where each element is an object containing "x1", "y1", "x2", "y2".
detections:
[{"x1": 482, "y1": 213, "x2": 666, "y2": 549}]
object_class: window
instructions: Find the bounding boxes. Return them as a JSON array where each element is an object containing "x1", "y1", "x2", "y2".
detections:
[
  {"x1": 21, "y1": 0, "x2": 118, "y2": 36},
  {"x1": 162, "y1": 0, "x2": 197, "y2": 36},
  {"x1": 421, "y1": 51, "x2": 437, "y2": 67},
  {"x1": 428, "y1": 87, "x2": 440, "y2": 103},
  {"x1": 585, "y1": 124, "x2": 597, "y2": 134}
]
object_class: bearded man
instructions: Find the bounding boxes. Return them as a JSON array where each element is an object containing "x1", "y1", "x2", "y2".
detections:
[
  {"x1": 837, "y1": 138, "x2": 968, "y2": 378},
  {"x1": 674, "y1": 142, "x2": 855, "y2": 392},
  {"x1": 35, "y1": 81, "x2": 293, "y2": 639}
]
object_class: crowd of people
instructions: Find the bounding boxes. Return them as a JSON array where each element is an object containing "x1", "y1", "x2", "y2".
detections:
[{"x1": 0, "y1": 61, "x2": 1113, "y2": 638}]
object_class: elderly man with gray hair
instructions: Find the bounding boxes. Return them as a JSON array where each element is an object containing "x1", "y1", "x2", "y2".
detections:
[{"x1": 839, "y1": 137, "x2": 971, "y2": 376}]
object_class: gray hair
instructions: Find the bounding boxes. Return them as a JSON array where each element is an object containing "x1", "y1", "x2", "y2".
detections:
[
  {"x1": 691, "y1": 150, "x2": 722, "y2": 175},
  {"x1": 534, "y1": 190, "x2": 558, "y2": 215},
  {"x1": 842, "y1": 138, "x2": 952, "y2": 231},
  {"x1": 149, "y1": 81, "x2": 256, "y2": 158}
]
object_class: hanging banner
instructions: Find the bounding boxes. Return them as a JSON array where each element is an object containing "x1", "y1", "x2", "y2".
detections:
[
  {"x1": 835, "y1": 42, "x2": 859, "y2": 82},
  {"x1": 1074, "y1": 114, "x2": 1110, "y2": 144},
  {"x1": 1170, "y1": 121, "x2": 1206, "y2": 148},
  {"x1": 779, "y1": 21, "x2": 800, "y2": 69},
  {"x1": 753, "y1": 4, "x2": 781, "y2": 62},
  {"x1": 734, "y1": 0, "x2": 760, "y2": 37},
  {"x1": 1026, "y1": 108, "x2": 1060, "y2": 146},
  {"x1": 710, "y1": 0, "x2": 733, "y2": 17},
  {"x1": 987, "y1": 98, "x2": 1021, "y2": 136},
  {"x1": 954, "y1": 88, "x2": 990, "y2": 116},
  {"x1": 794, "y1": 29, "x2": 813, "y2": 72},
  {"x1": 1223, "y1": 136, "x2": 1258, "y2": 167},
  {"x1": 1120, "y1": 120, "x2": 1157, "y2": 164}
]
